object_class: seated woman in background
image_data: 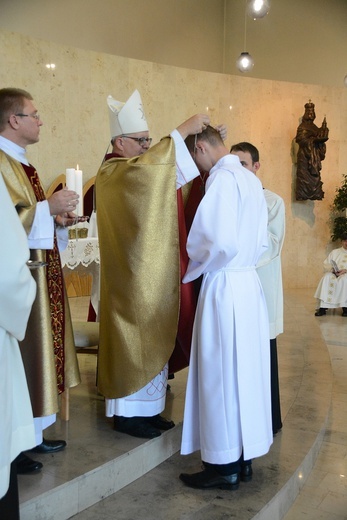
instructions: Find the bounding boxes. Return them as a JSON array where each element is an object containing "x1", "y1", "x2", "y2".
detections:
[{"x1": 314, "y1": 232, "x2": 347, "y2": 317}]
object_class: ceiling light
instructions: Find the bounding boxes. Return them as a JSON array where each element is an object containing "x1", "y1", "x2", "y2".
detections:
[
  {"x1": 236, "y1": 2, "x2": 255, "y2": 74},
  {"x1": 247, "y1": 0, "x2": 271, "y2": 19},
  {"x1": 236, "y1": 52, "x2": 254, "y2": 73}
]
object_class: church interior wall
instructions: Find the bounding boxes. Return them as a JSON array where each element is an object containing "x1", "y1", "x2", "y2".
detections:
[
  {"x1": 0, "y1": 28, "x2": 346, "y2": 290},
  {"x1": 1, "y1": 0, "x2": 346, "y2": 88}
]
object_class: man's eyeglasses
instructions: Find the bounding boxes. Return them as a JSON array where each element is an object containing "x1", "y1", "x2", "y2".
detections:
[
  {"x1": 121, "y1": 135, "x2": 152, "y2": 146},
  {"x1": 15, "y1": 113, "x2": 41, "y2": 121}
]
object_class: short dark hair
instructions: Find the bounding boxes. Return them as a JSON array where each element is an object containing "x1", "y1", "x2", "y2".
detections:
[
  {"x1": 185, "y1": 125, "x2": 223, "y2": 154},
  {"x1": 0, "y1": 88, "x2": 33, "y2": 131},
  {"x1": 340, "y1": 232, "x2": 347, "y2": 241},
  {"x1": 230, "y1": 142, "x2": 259, "y2": 163}
]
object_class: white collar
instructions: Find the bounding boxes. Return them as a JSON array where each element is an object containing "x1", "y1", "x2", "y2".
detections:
[{"x1": 0, "y1": 135, "x2": 29, "y2": 165}]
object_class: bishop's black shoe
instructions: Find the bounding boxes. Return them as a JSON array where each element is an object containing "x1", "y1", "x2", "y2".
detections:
[
  {"x1": 114, "y1": 416, "x2": 161, "y2": 439},
  {"x1": 146, "y1": 414, "x2": 175, "y2": 431},
  {"x1": 30, "y1": 439, "x2": 66, "y2": 454}
]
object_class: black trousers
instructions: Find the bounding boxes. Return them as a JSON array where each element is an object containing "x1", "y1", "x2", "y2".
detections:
[
  {"x1": 0, "y1": 460, "x2": 20, "y2": 520},
  {"x1": 203, "y1": 454, "x2": 251, "y2": 476},
  {"x1": 270, "y1": 338, "x2": 283, "y2": 433}
]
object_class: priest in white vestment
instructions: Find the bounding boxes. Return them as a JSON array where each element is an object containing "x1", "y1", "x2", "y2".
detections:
[
  {"x1": 180, "y1": 126, "x2": 273, "y2": 490},
  {"x1": 0, "y1": 173, "x2": 36, "y2": 517},
  {"x1": 314, "y1": 233, "x2": 347, "y2": 316},
  {"x1": 230, "y1": 141, "x2": 285, "y2": 435}
]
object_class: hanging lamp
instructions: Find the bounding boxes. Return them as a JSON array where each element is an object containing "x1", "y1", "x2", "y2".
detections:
[
  {"x1": 236, "y1": 52, "x2": 254, "y2": 73},
  {"x1": 247, "y1": 0, "x2": 271, "y2": 19},
  {"x1": 236, "y1": 1, "x2": 254, "y2": 73}
]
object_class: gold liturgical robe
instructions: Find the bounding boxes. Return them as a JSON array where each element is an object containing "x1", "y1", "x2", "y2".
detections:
[
  {"x1": 96, "y1": 137, "x2": 180, "y2": 398},
  {"x1": 0, "y1": 151, "x2": 80, "y2": 417}
]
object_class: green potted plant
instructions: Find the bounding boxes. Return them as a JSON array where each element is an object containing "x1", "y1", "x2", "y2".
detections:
[{"x1": 331, "y1": 173, "x2": 347, "y2": 241}]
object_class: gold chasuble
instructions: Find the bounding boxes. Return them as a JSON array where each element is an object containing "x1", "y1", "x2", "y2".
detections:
[
  {"x1": 0, "y1": 150, "x2": 80, "y2": 417},
  {"x1": 96, "y1": 137, "x2": 180, "y2": 398}
]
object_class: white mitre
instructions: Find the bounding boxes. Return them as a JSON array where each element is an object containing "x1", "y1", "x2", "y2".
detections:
[{"x1": 107, "y1": 89, "x2": 149, "y2": 139}]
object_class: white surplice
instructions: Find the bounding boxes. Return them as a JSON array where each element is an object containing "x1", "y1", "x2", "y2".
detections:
[
  {"x1": 256, "y1": 189, "x2": 285, "y2": 339},
  {"x1": 0, "y1": 174, "x2": 36, "y2": 498},
  {"x1": 105, "y1": 364, "x2": 169, "y2": 417},
  {"x1": 181, "y1": 155, "x2": 273, "y2": 464}
]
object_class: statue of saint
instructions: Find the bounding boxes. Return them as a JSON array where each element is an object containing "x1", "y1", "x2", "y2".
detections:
[{"x1": 295, "y1": 101, "x2": 329, "y2": 200}]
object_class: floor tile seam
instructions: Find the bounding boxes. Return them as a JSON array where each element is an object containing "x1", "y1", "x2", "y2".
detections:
[{"x1": 326, "y1": 341, "x2": 347, "y2": 348}]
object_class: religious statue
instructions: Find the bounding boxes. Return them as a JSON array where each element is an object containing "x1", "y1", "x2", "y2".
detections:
[{"x1": 295, "y1": 100, "x2": 329, "y2": 201}]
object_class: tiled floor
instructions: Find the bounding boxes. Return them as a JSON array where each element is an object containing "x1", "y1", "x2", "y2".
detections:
[
  {"x1": 282, "y1": 294, "x2": 347, "y2": 520},
  {"x1": 18, "y1": 289, "x2": 347, "y2": 519}
]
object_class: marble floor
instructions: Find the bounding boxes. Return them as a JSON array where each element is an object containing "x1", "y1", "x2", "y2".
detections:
[
  {"x1": 18, "y1": 289, "x2": 347, "y2": 519},
  {"x1": 282, "y1": 294, "x2": 347, "y2": 520}
]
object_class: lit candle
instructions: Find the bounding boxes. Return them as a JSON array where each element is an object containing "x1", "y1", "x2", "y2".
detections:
[
  {"x1": 75, "y1": 164, "x2": 83, "y2": 216},
  {"x1": 66, "y1": 168, "x2": 76, "y2": 191}
]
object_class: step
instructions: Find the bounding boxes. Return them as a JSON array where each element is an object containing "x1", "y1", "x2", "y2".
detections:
[{"x1": 19, "y1": 289, "x2": 332, "y2": 519}]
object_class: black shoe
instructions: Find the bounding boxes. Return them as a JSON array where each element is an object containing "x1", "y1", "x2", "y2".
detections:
[
  {"x1": 146, "y1": 414, "x2": 175, "y2": 431},
  {"x1": 30, "y1": 439, "x2": 67, "y2": 454},
  {"x1": 315, "y1": 308, "x2": 327, "y2": 316},
  {"x1": 240, "y1": 463, "x2": 253, "y2": 482},
  {"x1": 114, "y1": 416, "x2": 161, "y2": 439},
  {"x1": 179, "y1": 467, "x2": 240, "y2": 490},
  {"x1": 342, "y1": 308, "x2": 347, "y2": 316},
  {"x1": 15, "y1": 453, "x2": 43, "y2": 474}
]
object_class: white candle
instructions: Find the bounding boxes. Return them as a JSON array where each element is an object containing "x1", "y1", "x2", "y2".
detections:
[
  {"x1": 75, "y1": 165, "x2": 83, "y2": 216},
  {"x1": 66, "y1": 168, "x2": 76, "y2": 191}
]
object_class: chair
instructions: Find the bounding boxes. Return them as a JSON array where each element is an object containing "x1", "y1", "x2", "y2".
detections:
[
  {"x1": 73, "y1": 321, "x2": 99, "y2": 354},
  {"x1": 46, "y1": 173, "x2": 66, "y2": 197},
  {"x1": 83, "y1": 176, "x2": 96, "y2": 218}
]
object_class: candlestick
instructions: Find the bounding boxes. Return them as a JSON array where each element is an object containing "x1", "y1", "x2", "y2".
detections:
[{"x1": 75, "y1": 165, "x2": 83, "y2": 216}]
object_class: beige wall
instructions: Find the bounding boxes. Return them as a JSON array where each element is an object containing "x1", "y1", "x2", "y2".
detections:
[
  {"x1": 224, "y1": 0, "x2": 347, "y2": 87},
  {"x1": 0, "y1": 0, "x2": 225, "y2": 76},
  {"x1": 1, "y1": 0, "x2": 346, "y2": 87},
  {"x1": 0, "y1": 28, "x2": 347, "y2": 290}
]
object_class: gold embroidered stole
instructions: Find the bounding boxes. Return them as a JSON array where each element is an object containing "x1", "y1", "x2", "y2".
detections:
[{"x1": 22, "y1": 163, "x2": 66, "y2": 393}]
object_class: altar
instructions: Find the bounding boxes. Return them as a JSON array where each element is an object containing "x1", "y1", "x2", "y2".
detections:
[{"x1": 60, "y1": 237, "x2": 99, "y2": 300}]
